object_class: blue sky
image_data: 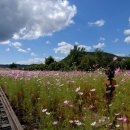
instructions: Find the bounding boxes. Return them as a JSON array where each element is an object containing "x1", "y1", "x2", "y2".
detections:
[{"x1": 0, "y1": 0, "x2": 130, "y2": 64}]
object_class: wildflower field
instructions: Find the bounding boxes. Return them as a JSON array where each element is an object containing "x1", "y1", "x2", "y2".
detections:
[{"x1": 0, "y1": 70, "x2": 130, "y2": 130}]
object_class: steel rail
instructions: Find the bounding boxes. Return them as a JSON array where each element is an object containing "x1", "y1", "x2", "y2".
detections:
[{"x1": 0, "y1": 87, "x2": 23, "y2": 130}]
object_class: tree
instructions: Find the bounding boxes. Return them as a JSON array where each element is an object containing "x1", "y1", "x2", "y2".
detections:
[
  {"x1": 78, "y1": 55, "x2": 96, "y2": 71},
  {"x1": 68, "y1": 45, "x2": 86, "y2": 67},
  {"x1": 9, "y1": 62, "x2": 17, "y2": 69},
  {"x1": 94, "y1": 49, "x2": 110, "y2": 67},
  {"x1": 45, "y1": 56, "x2": 55, "y2": 66}
]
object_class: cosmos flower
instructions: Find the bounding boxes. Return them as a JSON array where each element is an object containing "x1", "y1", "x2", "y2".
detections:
[
  {"x1": 91, "y1": 121, "x2": 96, "y2": 126},
  {"x1": 46, "y1": 112, "x2": 51, "y2": 115},
  {"x1": 64, "y1": 100, "x2": 69, "y2": 105},
  {"x1": 69, "y1": 120, "x2": 74, "y2": 124},
  {"x1": 78, "y1": 92, "x2": 83, "y2": 95},
  {"x1": 75, "y1": 87, "x2": 80, "y2": 92},
  {"x1": 115, "y1": 68, "x2": 120, "y2": 75},
  {"x1": 90, "y1": 88, "x2": 96, "y2": 92},
  {"x1": 113, "y1": 57, "x2": 118, "y2": 61},
  {"x1": 42, "y1": 108, "x2": 47, "y2": 113},
  {"x1": 52, "y1": 121, "x2": 58, "y2": 125}
]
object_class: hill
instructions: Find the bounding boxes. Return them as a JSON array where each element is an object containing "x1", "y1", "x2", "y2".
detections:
[{"x1": 62, "y1": 51, "x2": 118, "y2": 63}]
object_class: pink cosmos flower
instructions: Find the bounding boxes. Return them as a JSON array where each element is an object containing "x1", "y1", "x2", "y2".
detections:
[
  {"x1": 115, "y1": 68, "x2": 120, "y2": 75},
  {"x1": 122, "y1": 115, "x2": 128, "y2": 123},
  {"x1": 113, "y1": 57, "x2": 118, "y2": 61},
  {"x1": 117, "y1": 117, "x2": 123, "y2": 121},
  {"x1": 117, "y1": 115, "x2": 128, "y2": 123}
]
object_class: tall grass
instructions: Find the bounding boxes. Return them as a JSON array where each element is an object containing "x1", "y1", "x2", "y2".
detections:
[{"x1": 0, "y1": 70, "x2": 130, "y2": 129}]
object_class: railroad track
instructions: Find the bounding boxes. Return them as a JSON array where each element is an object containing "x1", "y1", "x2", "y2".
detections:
[{"x1": 0, "y1": 87, "x2": 23, "y2": 130}]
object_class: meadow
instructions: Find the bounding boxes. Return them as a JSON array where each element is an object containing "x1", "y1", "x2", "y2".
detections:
[{"x1": 0, "y1": 69, "x2": 130, "y2": 130}]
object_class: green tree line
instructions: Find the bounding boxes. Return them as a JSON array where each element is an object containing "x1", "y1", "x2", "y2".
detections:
[{"x1": 10, "y1": 45, "x2": 130, "y2": 71}]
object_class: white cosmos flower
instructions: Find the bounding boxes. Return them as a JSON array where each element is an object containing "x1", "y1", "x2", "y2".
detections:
[
  {"x1": 78, "y1": 92, "x2": 83, "y2": 95},
  {"x1": 76, "y1": 121, "x2": 82, "y2": 126},
  {"x1": 90, "y1": 88, "x2": 96, "y2": 92},
  {"x1": 69, "y1": 120, "x2": 74, "y2": 123},
  {"x1": 46, "y1": 112, "x2": 51, "y2": 115},
  {"x1": 64, "y1": 100, "x2": 69, "y2": 105},
  {"x1": 75, "y1": 87, "x2": 80, "y2": 92},
  {"x1": 52, "y1": 121, "x2": 58, "y2": 125},
  {"x1": 42, "y1": 108, "x2": 47, "y2": 113},
  {"x1": 116, "y1": 124, "x2": 120, "y2": 128},
  {"x1": 91, "y1": 121, "x2": 96, "y2": 126}
]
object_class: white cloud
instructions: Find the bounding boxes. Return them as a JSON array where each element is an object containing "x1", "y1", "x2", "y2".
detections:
[
  {"x1": 0, "y1": 0, "x2": 76, "y2": 41},
  {"x1": 54, "y1": 56, "x2": 64, "y2": 61},
  {"x1": 78, "y1": 44, "x2": 92, "y2": 51},
  {"x1": 16, "y1": 57, "x2": 44, "y2": 65},
  {"x1": 93, "y1": 42, "x2": 105, "y2": 49},
  {"x1": 11, "y1": 42, "x2": 22, "y2": 48},
  {"x1": 54, "y1": 41, "x2": 92, "y2": 54},
  {"x1": 124, "y1": 29, "x2": 130, "y2": 35},
  {"x1": 17, "y1": 48, "x2": 28, "y2": 53},
  {"x1": 0, "y1": 40, "x2": 10, "y2": 45},
  {"x1": 124, "y1": 36, "x2": 130, "y2": 44},
  {"x1": 27, "y1": 48, "x2": 31, "y2": 51},
  {"x1": 0, "y1": 39, "x2": 33, "y2": 54},
  {"x1": 10, "y1": 41, "x2": 28, "y2": 53},
  {"x1": 88, "y1": 19, "x2": 105, "y2": 27},
  {"x1": 54, "y1": 41, "x2": 73, "y2": 54},
  {"x1": 129, "y1": 17, "x2": 130, "y2": 22}
]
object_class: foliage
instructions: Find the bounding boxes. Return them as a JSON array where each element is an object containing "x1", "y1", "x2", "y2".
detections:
[
  {"x1": 78, "y1": 55, "x2": 96, "y2": 71},
  {"x1": 14, "y1": 45, "x2": 130, "y2": 71},
  {"x1": 9, "y1": 62, "x2": 17, "y2": 69},
  {"x1": 45, "y1": 56, "x2": 55, "y2": 66},
  {"x1": 0, "y1": 70, "x2": 130, "y2": 129}
]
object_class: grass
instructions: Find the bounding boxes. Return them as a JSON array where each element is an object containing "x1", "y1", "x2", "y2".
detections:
[{"x1": 0, "y1": 70, "x2": 130, "y2": 129}]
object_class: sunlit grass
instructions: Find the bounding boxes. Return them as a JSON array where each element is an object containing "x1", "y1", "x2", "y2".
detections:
[{"x1": 0, "y1": 70, "x2": 130, "y2": 129}]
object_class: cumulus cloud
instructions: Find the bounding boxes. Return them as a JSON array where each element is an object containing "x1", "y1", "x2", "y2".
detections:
[
  {"x1": 54, "y1": 41, "x2": 73, "y2": 54},
  {"x1": 0, "y1": 0, "x2": 76, "y2": 41},
  {"x1": 124, "y1": 29, "x2": 130, "y2": 35},
  {"x1": 54, "y1": 56, "x2": 64, "y2": 61},
  {"x1": 54, "y1": 41, "x2": 92, "y2": 54},
  {"x1": 11, "y1": 42, "x2": 22, "y2": 48},
  {"x1": 129, "y1": 17, "x2": 130, "y2": 22},
  {"x1": 78, "y1": 44, "x2": 92, "y2": 51},
  {"x1": 124, "y1": 36, "x2": 130, "y2": 44},
  {"x1": 88, "y1": 19, "x2": 105, "y2": 27},
  {"x1": 93, "y1": 42, "x2": 105, "y2": 49},
  {"x1": 9, "y1": 41, "x2": 29, "y2": 53},
  {"x1": 0, "y1": 40, "x2": 33, "y2": 53},
  {"x1": 17, "y1": 48, "x2": 28, "y2": 53}
]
